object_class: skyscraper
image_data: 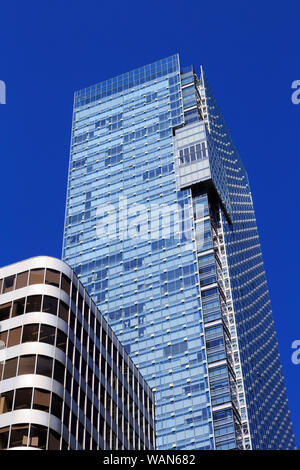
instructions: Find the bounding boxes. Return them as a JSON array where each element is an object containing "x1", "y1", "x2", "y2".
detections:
[
  {"x1": 0, "y1": 257, "x2": 155, "y2": 450},
  {"x1": 62, "y1": 55, "x2": 295, "y2": 450}
]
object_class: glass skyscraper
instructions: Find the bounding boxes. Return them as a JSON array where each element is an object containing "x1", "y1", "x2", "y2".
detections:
[{"x1": 62, "y1": 54, "x2": 295, "y2": 450}]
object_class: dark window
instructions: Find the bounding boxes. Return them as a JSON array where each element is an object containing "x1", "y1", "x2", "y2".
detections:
[
  {"x1": 0, "y1": 427, "x2": 9, "y2": 449},
  {"x1": 54, "y1": 360, "x2": 65, "y2": 384},
  {"x1": 14, "y1": 388, "x2": 32, "y2": 410},
  {"x1": 7, "y1": 327, "x2": 22, "y2": 347},
  {"x1": 33, "y1": 389, "x2": 50, "y2": 412},
  {"x1": 3, "y1": 276, "x2": 15, "y2": 293},
  {"x1": 18, "y1": 355, "x2": 36, "y2": 375},
  {"x1": 39, "y1": 324, "x2": 56, "y2": 345},
  {"x1": 11, "y1": 298, "x2": 25, "y2": 317},
  {"x1": 45, "y1": 269, "x2": 60, "y2": 288},
  {"x1": 58, "y1": 301, "x2": 69, "y2": 322},
  {"x1": 56, "y1": 330, "x2": 67, "y2": 353},
  {"x1": 0, "y1": 330, "x2": 7, "y2": 348},
  {"x1": 29, "y1": 424, "x2": 47, "y2": 449},
  {"x1": 36, "y1": 355, "x2": 53, "y2": 378},
  {"x1": 16, "y1": 271, "x2": 29, "y2": 289},
  {"x1": 10, "y1": 424, "x2": 29, "y2": 447},
  {"x1": 29, "y1": 269, "x2": 44, "y2": 285},
  {"x1": 51, "y1": 393, "x2": 62, "y2": 419},
  {"x1": 0, "y1": 302, "x2": 11, "y2": 321},
  {"x1": 48, "y1": 430, "x2": 61, "y2": 450},
  {"x1": 25, "y1": 295, "x2": 42, "y2": 313},
  {"x1": 0, "y1": 390, "x2": 14, "y2": 413},
  {"x1": 3, "y1": 357, "x2": 18, "y2": 379},
  {"x1": 42, "y1": 296, "x2": 58, "y2": 315},
  {"x1": 71, "y1": 284, "x2": 77, "y2": 304},
  {"x1": 22, "y1": 324, "x2": 39, "y2": 343},
  {"x1": 61, "y1": 274, "x2": 71, "y2": 295}
]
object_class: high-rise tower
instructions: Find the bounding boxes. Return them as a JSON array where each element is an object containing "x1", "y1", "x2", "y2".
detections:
[{"x1": 62, "y1": 55, "x2": 295, "y2": 450}]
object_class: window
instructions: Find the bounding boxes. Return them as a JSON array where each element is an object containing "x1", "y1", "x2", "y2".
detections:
[
  {"x1": 3, "y1": 357, "x2": 18, "y2": 379},
  {"x1": 0, "y1": 330, "x2": 7, "y2": 348},
  {"x1": 0, "y1": 427, "x2": 9, "y2": 449},
  {"x1": 16, "y1": 271, "x2": 28, "y2": 289},
  {"x1": 2, "y1": 276, "x2": 15, "y2": 293},
  {"x1": 0, "y1": 302, "x2": 11, "y2": 321},
  {"x1": 0, "y1": 390, "x2": 14, "y2": 414},
  {"x1": 18, "y1": 355, "x2": 36, "y2": 375},
  {"x1": 29, "y1": 269, "x2": 44, "y2": 285},
  {"x1": 22, "y1": 324, "x2": 39, "y2": 343},
  {"x1": 48, "y1": 430, "x2": 61, "y2": 450},
  {"x1": 25, "y1": 295, "x2": 42, "y2": 313},
  {"x1": 61, "y1": 274, "x2": 71, "y2": 295},
  {"x1": 39, "y1": 324, "x2": 56, "y2": 345},
  {"x1": 33, "y1": 389, "x2": 50, "y2": 412},
  {"x1": 10, "y1": 424, "x2": 29, "y2": 447},
  {"x1": 59, "y1": 301, "x2": 69, "y2": 322},
  {"x1": 7, "y1": 327, "x2": 22, "y2": 347},
  {"x1": 36, "y1": 355, "x2": 53, "y2": 378},
  {"x1": 45, "y1": 269, "x2": 60, "y2": 288},
  {"x1": 29, "y1": 424, "x2": 47, "y2": 449},
  {"x1": 56, "y1": 330, "x2": 67, "y2": 353},
  {"x1": 14, "y1": 388, "x2": 32, "y2": 410},
  {"x1": 54, "y1": 360, "x2": 65, "y2": 384},
  {"x1": 11, "y1": 298, "x2": 25, "y2": 317},
  {"x1": 51, "y1": 394, "x2": 63, "y2": 419},
  {"x1": 42, "y1": 296, "x2": 58, "y2": 315}
]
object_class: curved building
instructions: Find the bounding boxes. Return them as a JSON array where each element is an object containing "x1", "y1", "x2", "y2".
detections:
[{"x1": 0, "y1": 256, "x2": 155, "y2": 450}]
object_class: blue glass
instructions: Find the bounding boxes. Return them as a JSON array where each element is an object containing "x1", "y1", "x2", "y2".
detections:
[{"x1": 63, "y1": 55, "x2": 295, "y2": 450}]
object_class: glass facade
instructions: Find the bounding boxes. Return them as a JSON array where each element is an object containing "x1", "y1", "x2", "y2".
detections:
[
  {"x1": 0, "y1": 257, "x2": 155, "y2": 450},
  {"x1": 63, "y1": 55, "x2": 295, "y2": 449}
]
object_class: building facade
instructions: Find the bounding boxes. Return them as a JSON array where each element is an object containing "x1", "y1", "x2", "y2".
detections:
[
  {"x1": 62, "y1": 55, "x2": 295, "y2": 450},
  {"x1": 0, "y1": 256, "x2": 155, "y2": 450}
]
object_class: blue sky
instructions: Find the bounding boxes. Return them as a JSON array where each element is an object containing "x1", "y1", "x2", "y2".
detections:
[{"x1": 0, "y1": 0, "x2": 299, "y2": 448}]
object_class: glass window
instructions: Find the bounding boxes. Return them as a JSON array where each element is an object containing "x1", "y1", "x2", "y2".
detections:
[
  {"x1": 51, "y1": 394, "x2": 63, "y2": 419},
  {"x1": 29, "y1": 424, "x2": 47, "y2": 449},
  {"x1": 39, "y1": 324, "x2": 56, "y2": 345},
  {"x1": 25, "y1": 295, "x2": 42, "y2": 313},
  {"x1": 7, "y1": 327, "x2": 22, "y2": 347},
  {"x1": 36, "y1": 355, "x2": 53, "y2": 378},
  {"x1": 61, "y1": 274, "x2": 71, "y2": 295},
  {"x1": 16, "y1": 271, "x2": 28, "y2": 289},
  {"x1": 0, "y1": 330, "x2": 8, "y2": 348},
  {"x1": 14, "y1": 388, "x2": 32, "y2": 410},
  {"x1": 48, "y1": 430, "x2": 61, "y2": 450},
  {"x1": 42, "y1": 296, "x2": 58, "y2": 315},
  {"x1": 54, "y1": 360, "x2": 65, "y2": 384},
  {"x1": 3, "y1": 357, "x2": 18, "y2": 379},
  {"x1": 33, "y1": 389, "x2": 50, "y2": 412},
  {"x1": 29, "y1": 269, "x2": 44, "y2": 285},
  {"x1": 11, "y1": 298, "x2": 25, "y2": 317},
  {"x1": 22, "y1": 324, "x2": 39, "y2": 343},
  {"x1": 0, "y1": 302, "x2": 11, "y2": 321},
  {"x1": 45, "y1": 269, "x2": 60, "y2": 288},
  {"x1": 18, "y1": 355, "x2": 36, "y2": 375},
  {"x1": 10, "y1": 424, "x2": 29, "y2": 447},
  {"x1": 56, "y1": 330, "x2": 67, "y2": 353},
  {"x1": 58, "y1": 301, "x2": 69, "y2": 322},
  {"x1": 0, "y1": 390, "x2": 14, "y2": 414},
  {"x1": 2, "y1": 276, "x2": 15, "y2": 293},
  {"x1": 0, "y1": 427, "x2": 9, "y2": 450}
]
